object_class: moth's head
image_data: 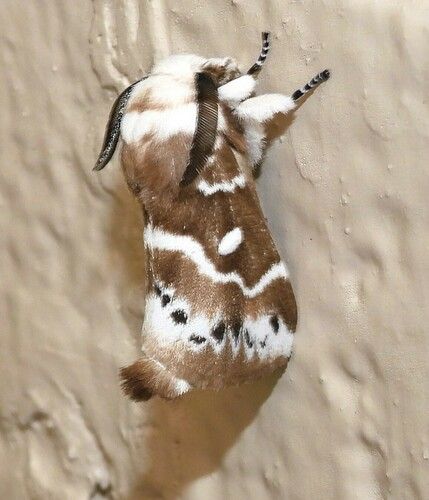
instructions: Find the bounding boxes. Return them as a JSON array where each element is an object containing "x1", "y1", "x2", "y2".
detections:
[
  {"x1": 152, "y1": 54, "x2": 242, "y2": 86},
  {"x1": 94, "y1": 32, "x2": 270, "y2": 172}
]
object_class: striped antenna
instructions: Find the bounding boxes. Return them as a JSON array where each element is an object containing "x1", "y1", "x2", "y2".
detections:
[
  {"x1": 291, "y1": 69, "x2": 331, "y2": 101},
  {"x1": 93, "y1": 77, "x2": 147, "y2": 171},
  {"x1": 247, "y1": 32, "x2": 271, "y2": 76}
]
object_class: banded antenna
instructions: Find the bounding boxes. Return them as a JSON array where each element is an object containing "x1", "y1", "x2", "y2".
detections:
[
  {"x1": 247, "y1": 32, "x2": 271, "y2": 76},
  {"x1": 291, "y1": 69, "x2": 331, "y2": 102},
  {"x1": 93, "y1": 77, "x2": 147, "y2": 171}
]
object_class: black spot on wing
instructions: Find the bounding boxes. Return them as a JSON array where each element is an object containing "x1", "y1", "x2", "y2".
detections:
[
  {"x1": 270, "y1": 315, "x2": 280, "y2": 334},
  {"x1": 211, "y1": 322, "x2": 226, "y2": 343},
  {"x1": 161, "y1": 294, "x2": 171, "y2": 307},
  {"x1": 189, "y1": 334, "x2": 206, "y2": 344},
  {"x1": 171, "y1": 310, "x2": 187, "y2": 324},
  {"x1": 231, "y1": 321, "x2": 242, "y2": 343},
  {"x1": 244, "y1": 329, "x2": 253, "y2": 348}
]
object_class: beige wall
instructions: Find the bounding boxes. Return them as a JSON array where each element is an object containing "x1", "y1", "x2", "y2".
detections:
[{"x1": 1, "y1": 1, "x2": 428, "y2": 498}]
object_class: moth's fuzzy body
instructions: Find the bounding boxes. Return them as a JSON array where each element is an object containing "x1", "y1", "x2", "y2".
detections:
[{"x1": 95, "y1": 38, "x2": 330, "y2": 400}]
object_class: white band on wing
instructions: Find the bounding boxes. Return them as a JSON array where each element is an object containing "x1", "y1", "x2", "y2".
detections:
[{"x1": 145, "y1": 224, "x2": 288, "y2": 298}]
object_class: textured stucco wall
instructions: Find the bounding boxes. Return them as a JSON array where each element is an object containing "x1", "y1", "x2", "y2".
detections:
[{"x1": 1, "y1": 1, "x2": 428, "y2": 499}]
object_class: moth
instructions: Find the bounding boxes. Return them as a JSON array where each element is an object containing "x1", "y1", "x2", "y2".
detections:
[{"x1": 94, "y1": 33, "x2": 330, "y2": 400}]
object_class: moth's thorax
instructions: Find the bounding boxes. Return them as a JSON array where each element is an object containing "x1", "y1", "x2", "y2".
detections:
[{"x1": 119, "y1": 74, "x2": 249, "y2": 209}]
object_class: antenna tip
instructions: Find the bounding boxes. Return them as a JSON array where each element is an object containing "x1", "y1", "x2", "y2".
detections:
[
  {"x1": 321, "y1": 69, "x2": 331, "y2": 80},
  {"x1": 92, "y1": 161, "x2": 105, "y2": 171}
]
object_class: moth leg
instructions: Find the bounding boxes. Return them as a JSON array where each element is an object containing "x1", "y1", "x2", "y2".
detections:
[
  {"x1": 233, "y1": 93, "x2": 296, "y2": 169},
  {"x1": 234, "y1": 69, "x2": 330, "y2": 171},
  {"x1": 234, "y1": 93, "x2": 296, "y2": 126}
]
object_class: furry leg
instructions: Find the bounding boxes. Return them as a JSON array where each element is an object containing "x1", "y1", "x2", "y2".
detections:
[{"x1": 234, "y1": 93, "x2": 296, "y2": 123}]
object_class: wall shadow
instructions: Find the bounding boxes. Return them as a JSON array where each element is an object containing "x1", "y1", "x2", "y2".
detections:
[
  {"x1": 128, "y1": 371, "x2": 281, "y2": 500},
  {"x1": 107, "y1": 178, "x2": 147, "y2": 336}
]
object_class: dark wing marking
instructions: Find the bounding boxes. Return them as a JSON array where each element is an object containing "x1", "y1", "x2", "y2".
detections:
[
  {"x1": 247, "y1": 31, "x2": 271, "y2": 76},
  {"x1": 93, "y1": 76, "x2": 148, "y2": 171},
  {"x1": 180, "y1": 72, "x2": 219, "y2": 185}
]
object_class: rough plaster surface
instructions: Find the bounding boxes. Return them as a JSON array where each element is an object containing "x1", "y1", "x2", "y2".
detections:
[{"x1": 1, "y1": 1, "x2": 428, "y2": 499}]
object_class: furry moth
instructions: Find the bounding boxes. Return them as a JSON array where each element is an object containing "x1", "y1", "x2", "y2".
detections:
[{"x1": 94, "y1": 33, "x2": 330, "y2": 400}]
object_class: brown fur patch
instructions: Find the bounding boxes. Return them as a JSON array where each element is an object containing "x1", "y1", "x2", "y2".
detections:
[
  {"x1": 121, "y1": 133, "x2": 192, "y2": 208},
  {"x1": 264, "y1": 112, "x2": 292, "y2": 143},
  {"x1": 127, "y1": 97, "x2": 166, "y2": 114},
  {"x1": 141, "y1": 336, "x2": 289, "y2": 391}
]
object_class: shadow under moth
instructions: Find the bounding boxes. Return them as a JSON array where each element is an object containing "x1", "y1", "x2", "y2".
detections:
[{"x1": 94, "y1": 33, "x2": 330, "y2": 401}]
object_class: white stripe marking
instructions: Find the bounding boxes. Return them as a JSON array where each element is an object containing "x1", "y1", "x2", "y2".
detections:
[
  {"x1": 196, "y1": 174, "x2": 246, "y2": 196},
  {"x1": 145, "y1": 224, "x2": 288, "y2": 298},
  {"x1": 218, "y1": 227, "x2": 243, "y2": 255},
  {"x1": 121, "y1": 105, "x2": 226, "y2": 144},
  {"x1": 121, "y1": 105, "x2": 197, "y2": 143}
]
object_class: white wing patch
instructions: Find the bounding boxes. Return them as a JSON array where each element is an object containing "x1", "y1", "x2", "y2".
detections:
[
  {"x1": 143, "y1": 287, "x2": 294, "y2": 360},
  {"x1": 145, "y1": 224, "x2": 289, "y2": 298},
  {"x1": 218, "y1": 227, "x2": 243, "y2": 255},
  {"x1": 121, "y1": 105, "x2": 197, "y2": 143},
  {"x1": 121, "y1": 105, "x2": 227, "y2": 145}
]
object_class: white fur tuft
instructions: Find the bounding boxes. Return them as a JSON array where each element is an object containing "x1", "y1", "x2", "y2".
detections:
[
  {"x1": 218, "y1": 75, "x2": 256, "y2": 106},
  {"x1": 244, "y1": 123, "x2": 265, "y2": 166},
  {"x1": 174, "y1": 378, "x2": 192, "y2": 395},
  {"x1": 121, "y1": 105, "x2": 197, "y2": 143},
  {"x1": 235, "y1": 94, "x2": 296, "y2": 122}
]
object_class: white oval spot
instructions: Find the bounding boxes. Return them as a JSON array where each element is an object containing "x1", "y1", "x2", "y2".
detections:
[{"x1": 218, "y1": 227, "x2": 243, "y2": 255}]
